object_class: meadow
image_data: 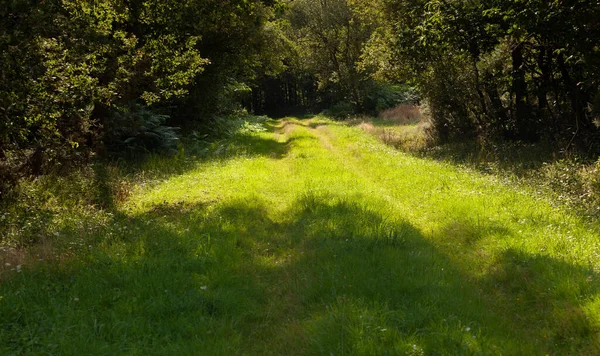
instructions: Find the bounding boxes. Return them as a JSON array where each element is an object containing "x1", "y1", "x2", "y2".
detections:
[{"x1": 1, "y1": 116, "x2": 599, "y2": 355}]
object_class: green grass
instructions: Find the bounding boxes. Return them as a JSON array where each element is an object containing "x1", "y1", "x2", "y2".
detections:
[{"x1": 2, "y1": 117, "x2": 600, "y2": 354}]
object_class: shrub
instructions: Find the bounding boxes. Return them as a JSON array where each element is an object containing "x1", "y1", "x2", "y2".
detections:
[
  {"x1": 105, "y1": 104, "x2": 180, "y2": 156},
  {"x1": 363, "y1": 82, "x2": 419, "y2": 114},
  {"x1": 324, "y1": 101, "x2": 355, "y2": 119}
]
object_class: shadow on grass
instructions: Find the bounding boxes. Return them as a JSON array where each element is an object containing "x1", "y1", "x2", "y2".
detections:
[
  {"x1": 438, "y1": 218, "x2": 514, "y2": 246},
  {"x1": 357, "y1": 118, "x2": 424, "y2": 128},
  {"x1": 0, "y1": 120, "x2": 295, "y2": 253},
  {"x1": 224, "y1": 132, "x2": 291, "y2": 159},
  {"x1": 418, "y1": 141, "x2": 564, "y2": 175},
  {"x1": 342, "y1": 115, "x2": 580, "y2": 177},
  {"x1": 1, "y1": 194, "x2": 599, "y2": 354},
  {"x1": 121, "y1": 124, "x2": 292, "y2": 180}
]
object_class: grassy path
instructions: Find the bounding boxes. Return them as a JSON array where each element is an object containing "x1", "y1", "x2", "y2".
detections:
[{"x1": 2, "y1": 117, "x2": 600, "y2": 354}]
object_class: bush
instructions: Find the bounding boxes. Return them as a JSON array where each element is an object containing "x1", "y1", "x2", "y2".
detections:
[
  {"x1": 323, "y1": 101, "x2": 355, "y2": 119},
  {"x1": 105, "y1": 104, "x2": 180, "y2": 157},
  {"x1": 363, "y1": 82, "x2": 419, "y2": 114},
  {"x1": 417, "y1": 56, "x2": 481, "y2": 143}
]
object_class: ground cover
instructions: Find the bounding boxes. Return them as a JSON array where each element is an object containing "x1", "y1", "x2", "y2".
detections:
[{"x1": 1, "y1": 117, "x2": 599, "y2": 354}]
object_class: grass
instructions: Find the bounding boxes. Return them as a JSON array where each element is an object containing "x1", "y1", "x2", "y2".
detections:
[
  {"x1": 2, "y1": 116, "x2": 600, "y2": 354},
  {"x1": 351, "y1": 105, "x2": 431, "y2": 152},
  {"x1": 355, "y1": 106, "x2": 600, "y2": 219}
]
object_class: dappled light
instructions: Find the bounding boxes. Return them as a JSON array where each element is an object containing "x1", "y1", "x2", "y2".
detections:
[
  {"x1": 3, "y1": 0, "x2": 600, "y2": 353},
  {"x1": 3, "y1": 118, "x2": 600, "y2": 354}
]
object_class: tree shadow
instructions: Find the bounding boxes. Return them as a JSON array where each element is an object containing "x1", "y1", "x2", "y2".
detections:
[
  {"x1": 223, "y1": 132, "x2": 291, "y2": 159},
  {"x1": 417, "y1": 140, "x2": 562, "y2": 176},
  {"x1": 0, "y1": 119, "x2": 296, "y2": 254},
  {"x1": 1, "y1": 194, "x2": 599, "y2": 354},
  {"x1": 438, "y1": 218, "x2": 514, "y2": 246},
  {"x1": 480, "y1": 249, "x2": 600, "y2": 350},
  {"x1": 102, "y1": 116, "x2": 300, "y2": 189},
  {"x1": 343, "y1": 116, "x2": 581, "y2": 179}
]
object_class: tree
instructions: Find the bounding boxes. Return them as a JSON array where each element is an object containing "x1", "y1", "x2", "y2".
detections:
[
  {"x1": 0, "y1": 0, "x2": 274, "y2": 194},
  {"x1": 379, "y1": 0, "x2": 600, "y2": 150},
  {"x1": 288, "y1": 0, "x2": 377, "y2": 112}
]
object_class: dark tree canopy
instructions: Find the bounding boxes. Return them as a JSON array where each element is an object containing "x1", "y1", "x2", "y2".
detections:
[
  {"x1": 378, "y1": 0, "x2": 600, "y2": 148},
  {"x1": 1, "y1": 0, "x2": 600, "y2": 195}
]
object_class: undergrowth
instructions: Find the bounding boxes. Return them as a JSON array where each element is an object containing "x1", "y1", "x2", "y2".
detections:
[{"x1": 0, "y1": 114, "x2": 271, "y2": 269}]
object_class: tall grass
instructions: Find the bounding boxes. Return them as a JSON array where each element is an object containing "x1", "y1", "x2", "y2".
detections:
[
  {"x1": 353, "y1": 105, "x2": 431, "y2": 152},
  {"x1": 378, "y1": 104, "x2": 423, "y2": 125}
]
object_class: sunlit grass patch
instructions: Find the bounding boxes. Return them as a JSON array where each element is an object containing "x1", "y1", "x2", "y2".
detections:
[
  {"x1": 1, "y1": 116, "x2": 600, "y2": 354},
  {"x1": 353, "y1": 106, "x2": 431, "y2": 152}
]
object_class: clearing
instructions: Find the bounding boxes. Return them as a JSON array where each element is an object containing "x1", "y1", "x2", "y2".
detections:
[{"x1": 2, "y1": 117, "x2": 600, "y2": 354}]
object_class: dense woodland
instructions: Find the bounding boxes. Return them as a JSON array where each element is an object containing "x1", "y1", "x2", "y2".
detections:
[{"x1": 2, "y1": 0, "x2": 600, "y2": 195}]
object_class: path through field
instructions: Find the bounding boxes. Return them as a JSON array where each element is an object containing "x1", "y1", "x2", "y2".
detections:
[{"x1": 2, "y1": 117, "x2": 599, "y2": 354}]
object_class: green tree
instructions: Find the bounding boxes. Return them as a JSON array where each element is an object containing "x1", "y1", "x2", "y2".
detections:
[
  {"x1": 288, "y1": 0, "x2": 377, "y2": 112},
  {"x1": 379, "y1": 0, "x2": 600, "y2": 149},
  {"x1": 0, "y1": 0, "x2": 278, "y2": 195}
]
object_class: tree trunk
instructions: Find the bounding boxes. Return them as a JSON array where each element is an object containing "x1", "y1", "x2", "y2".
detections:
[
  {"x1": 557, "y1": 53, "x2": 593, "y2": 151},
  {"x1": 512, "y1": 42, "x2": 536, "y2": 141},
  {"x1": 537, "y1": 47, "x2": 550, "y2": 114}
]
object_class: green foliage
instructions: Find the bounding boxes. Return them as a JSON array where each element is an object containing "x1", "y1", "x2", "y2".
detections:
[
  {"x1": 292, "y1": 0, "x2": 372, "y2": 108},
  {"x1": 105, "y1": 105, "x2": 180, "y2": 156},
  {"x1": 217, "y1": 114, "x2": 272, "y2": 140},
  {"x1": 5, "y1": 0, "x2": 599, "y2": 190},
  {"x1": 323, "y1": 101, "x2": 355, "y2": 119},
  {"x1": 363, "y1": 83, "x2": 420, "y2": 114},
  {"x1": 0, "y1": 0, "x2": 274, "y2": 192},
  {"x1": 375, "y1": 0, "x2": 600, "y2": 150},
  {"x1": 252, "y1": 0, "x2": 385, "y2": 116}
]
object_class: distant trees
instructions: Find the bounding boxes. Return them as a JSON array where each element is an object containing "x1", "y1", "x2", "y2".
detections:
[
  {"x1": 250, "y1": 0, "x2": 414, "y2": 117},
  {"x1": 289, "y1": 0, "x2": 374, "y2": 111}
]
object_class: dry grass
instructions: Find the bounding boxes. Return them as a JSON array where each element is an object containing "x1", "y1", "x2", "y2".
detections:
[
  {"x1": 354, "y1": 105, "x2": 432, "y2": 152},
  {"x1": 378, "y1": 104, "x2": 423, "y2": 125},
  {"x1": 357, "y1": 122, "x2": 377, "y2": 134}
]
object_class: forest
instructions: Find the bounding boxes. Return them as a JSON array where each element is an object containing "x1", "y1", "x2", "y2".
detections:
[
  {"x1": 2, "y1": 0, "x2": 600, "y2": 354},
  {"x1": 3, "y1": 0, "x2": 599, "y2": 189}
]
